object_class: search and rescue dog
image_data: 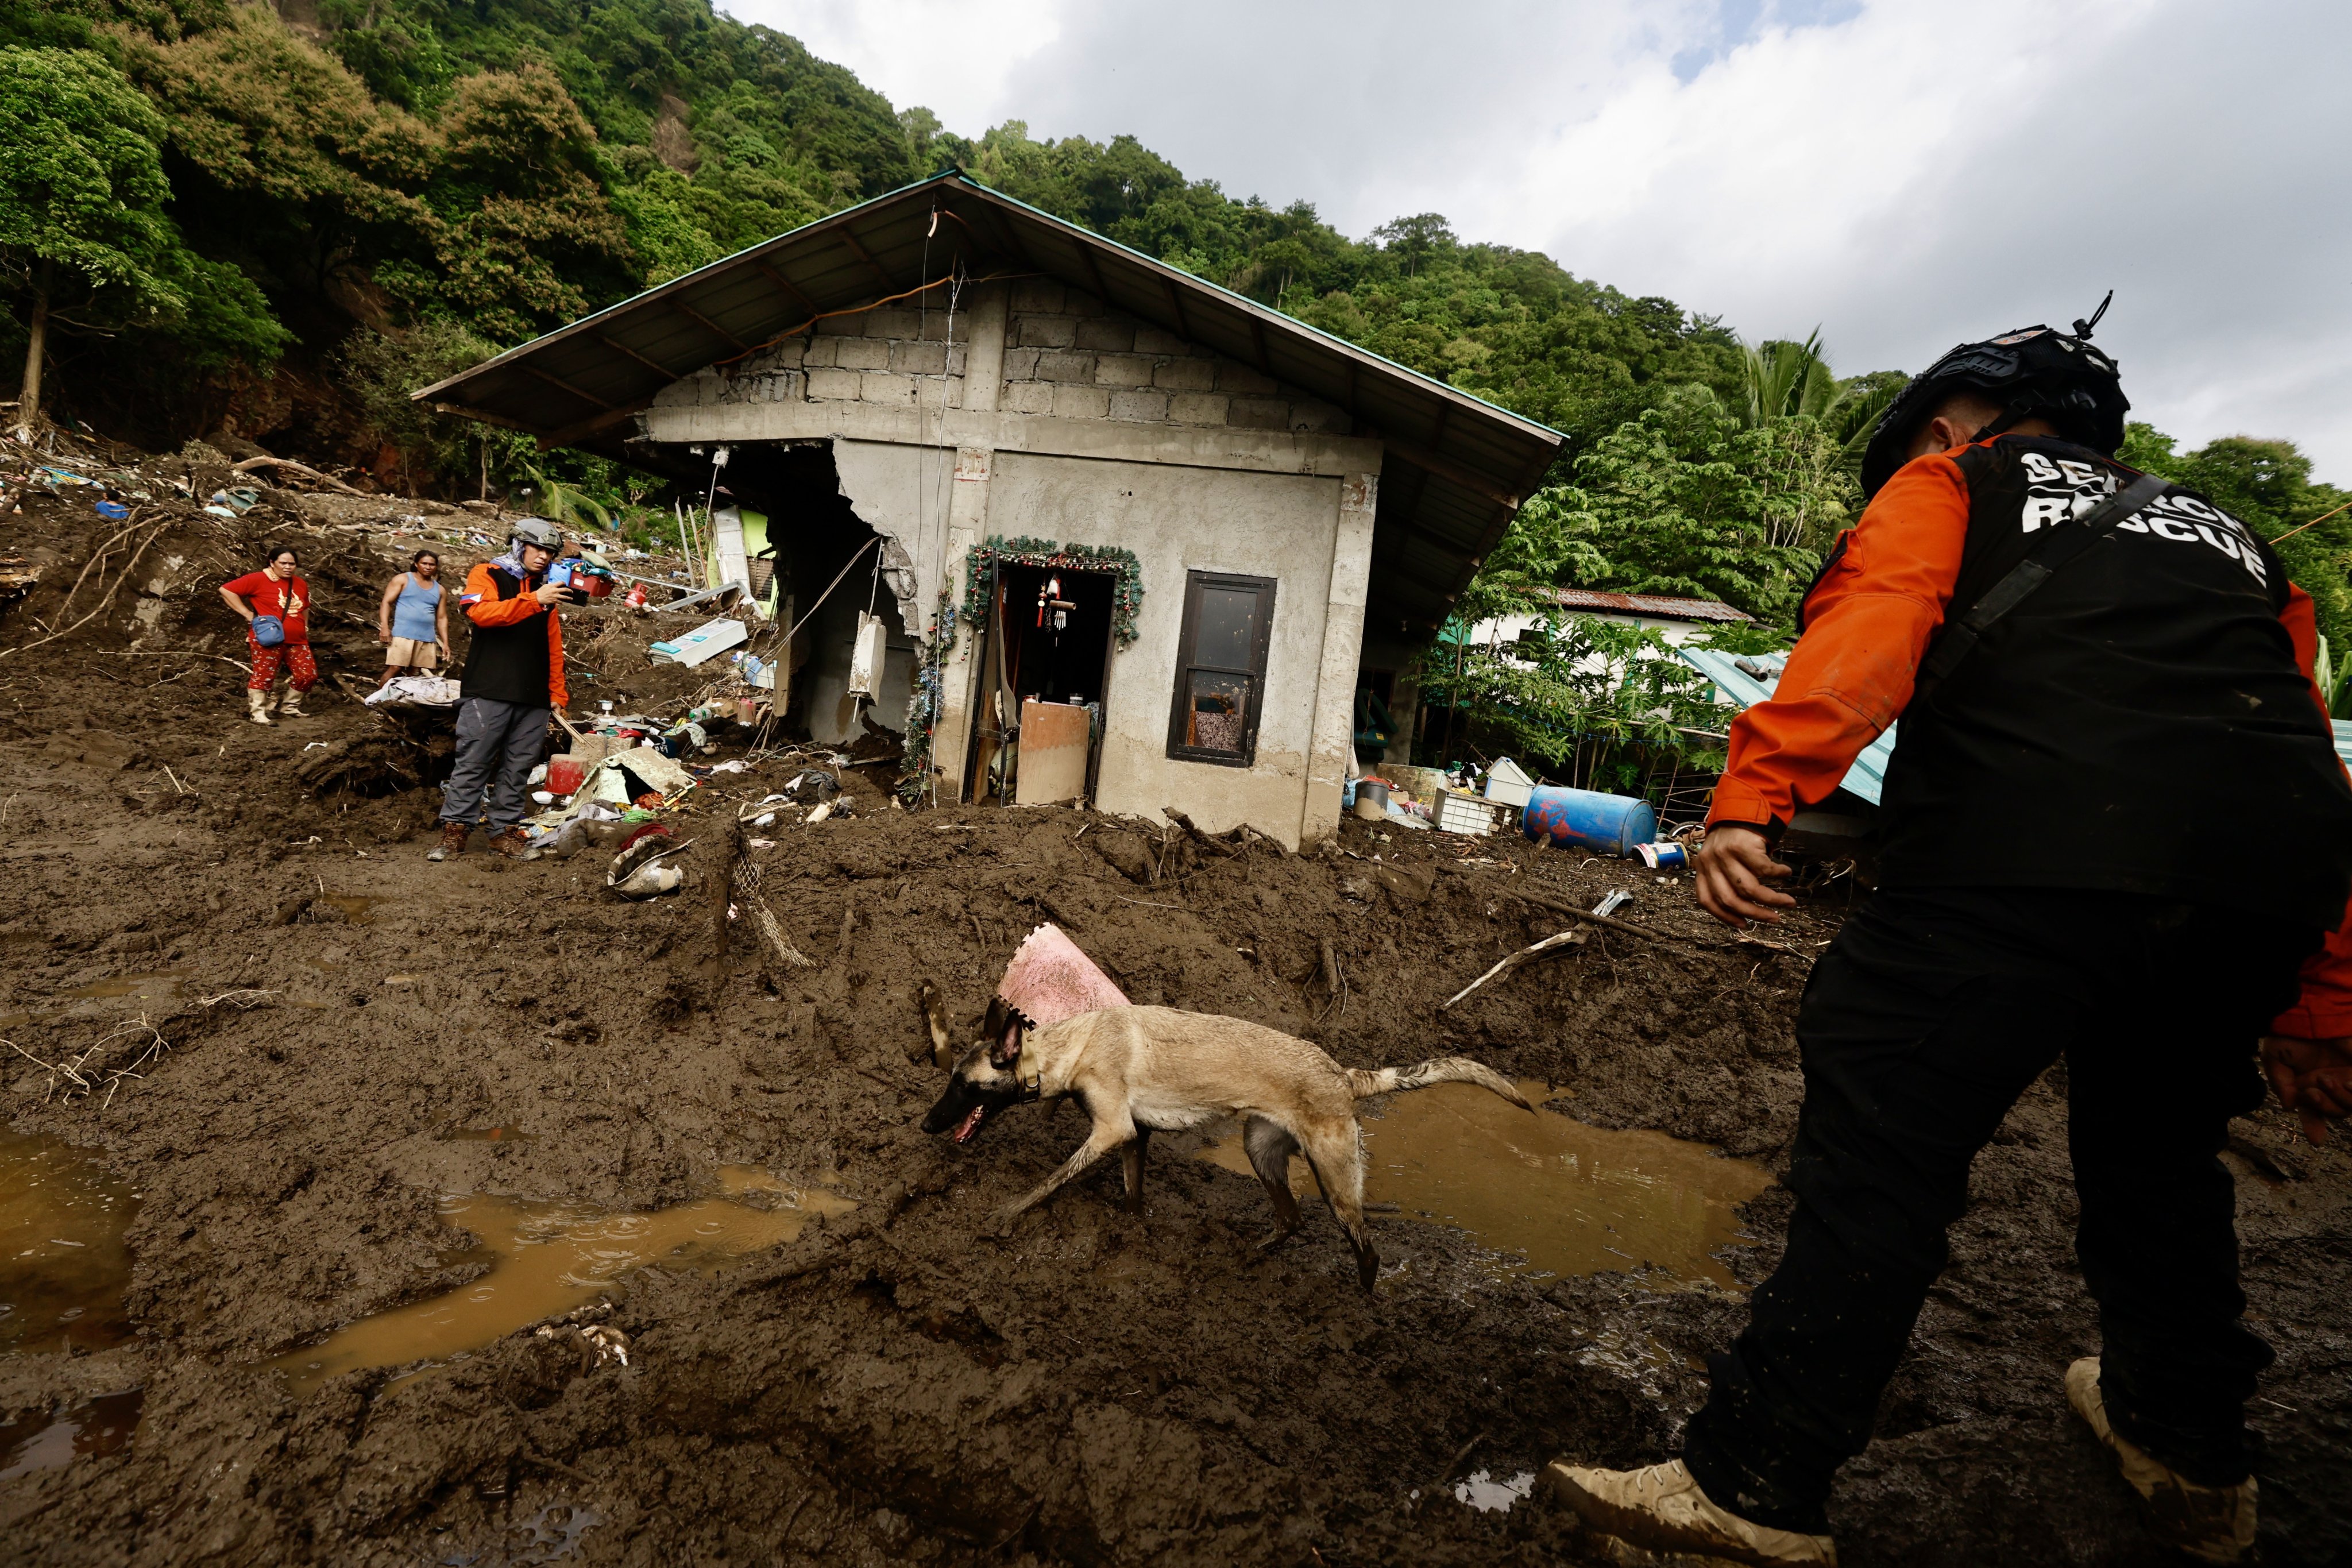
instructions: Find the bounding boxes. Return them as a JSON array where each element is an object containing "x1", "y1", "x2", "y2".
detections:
[{"x1": 921, "y1": 998, "x2": 1532, "y2": 1291}]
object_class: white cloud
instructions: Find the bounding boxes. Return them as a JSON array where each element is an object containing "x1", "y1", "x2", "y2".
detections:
[{"x1": 725, "y1": 0, "x2": 2352, "y2": 481}]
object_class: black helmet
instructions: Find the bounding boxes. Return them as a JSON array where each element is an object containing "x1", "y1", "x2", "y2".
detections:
[{"x1": 1860, "y1": 298, "x2": 2129, "y2": 499}]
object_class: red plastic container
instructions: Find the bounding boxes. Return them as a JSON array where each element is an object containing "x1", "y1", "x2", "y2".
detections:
[{"x1": 547, "y1": 756, "x2": 586, "y2": 796}]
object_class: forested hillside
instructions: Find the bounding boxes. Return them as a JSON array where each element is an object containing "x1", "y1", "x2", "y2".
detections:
[{"x1": 3, "y1": 0, "x2": 2346, "y2": 666}]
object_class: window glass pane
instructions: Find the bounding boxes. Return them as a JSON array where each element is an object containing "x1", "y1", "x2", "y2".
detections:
[
  {"x1": 1195, "y1": 585, "x2": 1259, "y2": 670},
  {"x1": 1185, "y1": 670, "x2": 1250, "y2": 753}
]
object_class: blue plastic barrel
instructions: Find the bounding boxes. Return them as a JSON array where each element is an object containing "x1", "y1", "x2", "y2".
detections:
[{"x1": 1522, "y1": 785, "x2": 1657, "y2": 856}]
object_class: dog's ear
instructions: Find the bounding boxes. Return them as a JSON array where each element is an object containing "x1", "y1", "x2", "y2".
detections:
[{"x1": 984, "y1": 998, "x2": 1024, "y2": 1070}]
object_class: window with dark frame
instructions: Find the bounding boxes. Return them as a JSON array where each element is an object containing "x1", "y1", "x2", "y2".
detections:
[{"x1": 1165, "y1": 570, "x2": 1277, "y2": 767}]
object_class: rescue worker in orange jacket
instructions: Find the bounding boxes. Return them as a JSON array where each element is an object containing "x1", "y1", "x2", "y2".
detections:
[
  {"x1": 430, "y1": 519, "x2": 576, "y2": 861},
  {"x1": 1547, "y1": 310, "x2": 2352, "y2": 1566}
]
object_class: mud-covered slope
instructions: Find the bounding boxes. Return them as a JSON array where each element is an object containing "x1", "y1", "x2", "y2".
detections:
[{"x1": 2, "y1": 485, "x2": 2349, "y2": 1567}]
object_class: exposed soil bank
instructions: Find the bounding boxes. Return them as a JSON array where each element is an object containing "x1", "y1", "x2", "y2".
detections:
[{"x1": 2, "y1": 486, "x2": 2349, "y2": 1566}]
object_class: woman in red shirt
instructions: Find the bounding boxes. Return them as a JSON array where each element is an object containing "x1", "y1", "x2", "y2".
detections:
[{"x1": 218, "y1": 544, "x2": 317, "y2": 725}]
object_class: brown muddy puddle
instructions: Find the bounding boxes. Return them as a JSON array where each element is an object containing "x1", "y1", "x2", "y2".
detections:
[
  {"x1": 0, "y1": 1389, "x2": 144, "y2": 1481},
  {"x1": 1, "y1": 1126, "x2": 140, "y2": 1353},
  {"x1": 1201, "y1": 1081, "x2": 1774, "y2": 1288},
  {"x1": 316, "y1": 895, "x2": 385, "y2": 923},
  {"x1": 61, "y1": 972, "x2": 188, "y2": 1002},
  {"x1": 274, "y1": 1167, "x2": 855, "y2": 1397},
  {"x1": 0, "y1": 971, "x2": 190, "y2": 1031}
]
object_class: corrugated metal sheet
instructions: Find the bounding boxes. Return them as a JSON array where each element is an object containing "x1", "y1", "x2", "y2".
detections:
[
  {"x1": 1532, "y1": 588, "x2": 1751, "y2": 622},
  {"x1": 1675, "y1": 646, "x2": 1897, "y2": 806},
  {"x1": 414, "y1": 171, "x2": 1565, "y2": 636}
]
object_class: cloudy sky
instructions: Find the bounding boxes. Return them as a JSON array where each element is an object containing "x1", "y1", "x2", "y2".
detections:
[{"x1": 726, "y1": 0, "x2": 2352, "y2": 481}]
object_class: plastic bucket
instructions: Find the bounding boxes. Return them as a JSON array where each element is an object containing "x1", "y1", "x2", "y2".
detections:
[
  {"x1": 547, "y1": 756, "x2": 586, "y2": 796},
  {"x1": 1522, "y1": 786, "x2": 1658, "y2": 857}
]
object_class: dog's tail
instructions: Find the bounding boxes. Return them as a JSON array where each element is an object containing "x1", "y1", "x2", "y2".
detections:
[{"x1": 1346, "y1": 1058, "x2": 1532, "y2": 1109}]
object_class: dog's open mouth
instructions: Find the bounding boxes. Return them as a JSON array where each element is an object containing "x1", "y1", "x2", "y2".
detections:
[{"x1": 952, "y1": 1104, "x2": 986, "y2": 1144}]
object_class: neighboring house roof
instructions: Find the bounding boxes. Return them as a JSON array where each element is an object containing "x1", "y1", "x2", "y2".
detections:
[
  {"x1": 414, "y1": 169, "x2": 1565, "y2": 634},
  {"x1": 1523, "y1": 587, "x2": 1753, "y2": 623},
  {"x1": 1675, "y1": 646, "x2": 1894, "y2": 805}
]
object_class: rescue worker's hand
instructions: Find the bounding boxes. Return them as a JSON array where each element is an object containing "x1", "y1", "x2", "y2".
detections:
[
  {"x1": 2260, "y1": 1034, "x2": 2352, "y2": 1144},
  {"x1": 531, "y1": 581, "x2": 570, "y2": 606},
  {"x1": 1694, "y1": 825, "x2": 1796, "y2": 927}
]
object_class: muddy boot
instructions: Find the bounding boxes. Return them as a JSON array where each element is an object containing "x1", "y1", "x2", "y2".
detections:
[
  {"x1": 1545, "y1": 1458, "x2": 1837, "y2": 1567},
  {"x1": 427, "y1": 822, "x2": 469, "y2": 862},
  {"x1": 2066, "y1": 1357, "x2": 2256, "y2": 1563},
  {"x1": 246, "y1": 689, "x2": 273, "y2": 725},
  {"x1": 278, "y1": 688, "x2": 307, "y2": 718},
  {"x1": 488, "y1": 827, "x2": 540, "y2": 862}
]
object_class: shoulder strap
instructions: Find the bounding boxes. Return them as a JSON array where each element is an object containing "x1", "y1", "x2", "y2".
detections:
[{"x1": 1915, "y1": 469, "x2": 2171, "y2": 693}]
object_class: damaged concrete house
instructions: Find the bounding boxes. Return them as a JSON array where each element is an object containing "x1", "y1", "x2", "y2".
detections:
[{"x1": 418, "y1": 172, "x2": 1562, "y2": 848}]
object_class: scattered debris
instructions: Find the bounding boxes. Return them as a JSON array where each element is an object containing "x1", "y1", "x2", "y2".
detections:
[
  {"x1": 607, "y1": 834, "x2": 691, "y2": 899},
  {"x1": 1442, "y1": 889, "x2": 1634, "y2": 1010}
]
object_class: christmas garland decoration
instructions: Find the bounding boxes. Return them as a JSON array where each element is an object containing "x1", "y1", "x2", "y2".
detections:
[
  {"x1": 897, "y1": 582, "x2": 957, "y2": 804},
  {"x1": 960, "y1": 535, "x2": 1146, "y2": 649}
]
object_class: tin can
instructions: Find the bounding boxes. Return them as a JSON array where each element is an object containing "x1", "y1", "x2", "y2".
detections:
[{"x1": 1633, "y1": 841, "x2": 1689, "y2": 871}]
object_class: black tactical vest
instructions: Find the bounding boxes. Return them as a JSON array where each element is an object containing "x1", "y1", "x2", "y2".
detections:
[
  {"x1": 458, "y1": 567, "x2": 553, "y2": 708},
  {"x1": 1872, "y1": 435, "x2": 2352, "y2": 929}
]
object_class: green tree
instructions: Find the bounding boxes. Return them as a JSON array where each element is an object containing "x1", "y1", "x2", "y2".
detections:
[
  {"x1": 1735, "y1": 330, "x2": 1904, "y2": 473},
  {"x1": 0, "y1": 44, "x2": 284, "y2": 424},
  {"x1": 411, "y1": 64, "x2": 635, "y2": 340},
  {"x1": 1525, "y1": 384, "x2": 1854, "y2": 623}
]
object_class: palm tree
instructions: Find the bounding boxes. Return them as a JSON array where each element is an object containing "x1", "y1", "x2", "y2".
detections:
[{"x1": 1734, "y1": 329, "x2": 1905, "y2": 474}]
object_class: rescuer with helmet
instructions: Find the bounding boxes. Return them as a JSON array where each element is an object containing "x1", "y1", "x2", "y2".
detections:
[
  {"x1": 1547, "y1": 302, "x2": 2352, "y2": 1565},
  {"x1": 430, "y1": 518, "x2": 578, "y2": 862}
]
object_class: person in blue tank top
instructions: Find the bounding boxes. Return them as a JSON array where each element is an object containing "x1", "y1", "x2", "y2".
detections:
[{"x1": 376, "y1": 550, "x2": 449, "y2": 687}]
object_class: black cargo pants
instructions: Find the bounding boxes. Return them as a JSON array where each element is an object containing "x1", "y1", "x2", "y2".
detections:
[
  {"x1": 1682, "y1": 886, "x2": 2320, "y2": 1534},
  {"x1": 439, "y1": 696, "x2": 552, "y2": 835}
]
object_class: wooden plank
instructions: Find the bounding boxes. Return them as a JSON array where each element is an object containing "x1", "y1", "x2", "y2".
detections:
[
  {"x1": 595, "y1": 331, "x2": 687, "y2": 381},
  {"x1": 674, "y1": 302, "x2": 747, "y2": 353},
  {"x1": 1075, "y1": 237, "x2": 1113, "y2": 311},
  {"x1": 752, "y1": 260, "x2": 819, "y2": 317},
  {"x1": 1383, "y1": 437, "x2": 1520, "y2": 511},
  {"x1": 426, "y1": 401, "x2": 536, "y2": 434},
  {"x1": 835, "y1": 226, "x2": 897, "y2": 293},
  {"x1": 535, "y1": 397, "x2": 656, "y2": 452},
  {"x1": 1163, "y1": 274, "x2": 1191, "y2": 339},
  {"x1": 520, "y1": 364, "x2": 612, "y2": 410}
]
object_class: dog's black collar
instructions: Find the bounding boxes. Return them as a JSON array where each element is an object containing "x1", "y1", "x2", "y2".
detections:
[{"x1": 1015, "y1": 1071, "x2": 1042, "y2": 1104}]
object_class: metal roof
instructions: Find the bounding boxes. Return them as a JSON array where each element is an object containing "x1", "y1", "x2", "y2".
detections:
[
  {"x1": 1676, "y1": 647, "x2": 1895, "y2": 805},
  {"x1": 1528, "y1": 587, "x2": 1752, "y2": 623},
  {"x1": 413, "y1": 170, "x2": 1565, "y2": 632}
]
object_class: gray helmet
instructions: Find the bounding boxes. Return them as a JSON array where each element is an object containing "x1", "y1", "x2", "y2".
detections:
[{"x1": 509, "y1": 517, "x2": 564, "y2": 553}]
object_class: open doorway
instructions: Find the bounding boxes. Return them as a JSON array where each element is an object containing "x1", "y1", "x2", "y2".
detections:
[{"x1": 964, "y1": 561, "x2": 1117, "y2": 805}]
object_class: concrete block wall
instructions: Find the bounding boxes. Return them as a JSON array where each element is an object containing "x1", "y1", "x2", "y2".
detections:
[
  {"x1": 999, "y1": 279, "x2": 1353, "y2": 435},
  {"x1": 652, "y1": 303, "x2": 972, "y2": 413},
  {"x1": 650, "y1": 279, "x2": 1354, "y2": 444}
]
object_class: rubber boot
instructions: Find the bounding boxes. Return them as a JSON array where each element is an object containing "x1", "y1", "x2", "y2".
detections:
[
  {"x1": 488, "y1": 827, "x2": 540, "y2": 862},
  {"x1": 2066, "y1": 1358, "x2": 2256, "y2": 1563},
  {"x1": 1545, "y1": 1458, "x2": 1837, "y2": 1567},
  {"x1": 278, "y1": 686, "x2": 307, "y2": 718},
  {"x1": 247, "y1": 689, "x2": 273, "y2": 725}
]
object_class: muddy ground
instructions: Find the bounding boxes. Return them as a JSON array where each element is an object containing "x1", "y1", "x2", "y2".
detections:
[{"x1": 2, "y1": 481, "x2": 2349, "y2": 1566}]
